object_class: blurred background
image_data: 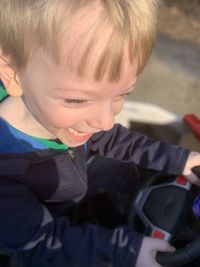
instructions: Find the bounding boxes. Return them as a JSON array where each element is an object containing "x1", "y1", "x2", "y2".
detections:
[
  {"x1": 124, "y1": 0, "x2": 200, "y2": 150},
  {"x1": 131, "y1": 0, "x2": 200, "y2": 116}
]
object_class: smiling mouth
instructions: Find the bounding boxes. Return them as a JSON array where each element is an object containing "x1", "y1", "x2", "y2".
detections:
[
  {"x1": 67, "y1": 127, "x2": 93, "y2": 142},
  {"x1": 68, "y1": 127, "x2": 90, "y2": 137}
]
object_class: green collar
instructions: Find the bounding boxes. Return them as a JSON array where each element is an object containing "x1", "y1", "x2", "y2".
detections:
[
  {"x1": 0, "y1": 84, "x2": 8, "y2": 102},
  {"x1": 32, "y1": 136, "x2": 68, "y2": 151}
]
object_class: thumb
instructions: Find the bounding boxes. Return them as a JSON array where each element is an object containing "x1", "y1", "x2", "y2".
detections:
[{"x1": 153, "y1": 238, "x2": 176, "y2": 253}]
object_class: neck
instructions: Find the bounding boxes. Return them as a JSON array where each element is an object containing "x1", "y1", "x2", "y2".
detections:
[{"x1": 0, "y1": 96, "x2": 55, "y2": 139}]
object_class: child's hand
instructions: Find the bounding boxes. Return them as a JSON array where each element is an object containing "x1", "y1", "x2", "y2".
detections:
[
  {"x1": 135, "y1": 237, "x2": 175, "y2": 267},
  {"x1": 183, "y1": 151, "x2": 200, "y2": 186}
]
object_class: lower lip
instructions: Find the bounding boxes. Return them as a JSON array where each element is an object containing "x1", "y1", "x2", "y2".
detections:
[{"x1": 67, "y1": 129, "x2": 93, "y2": 143}]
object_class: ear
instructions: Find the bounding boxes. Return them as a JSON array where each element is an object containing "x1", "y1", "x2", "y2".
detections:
[{"x1": 0, "y1": 51, "x2": 23, "y2": 96}]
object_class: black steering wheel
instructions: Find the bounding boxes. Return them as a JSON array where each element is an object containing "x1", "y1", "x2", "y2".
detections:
[{"x1": 128, "y1": 166, "x2": 200, "y2": 267}]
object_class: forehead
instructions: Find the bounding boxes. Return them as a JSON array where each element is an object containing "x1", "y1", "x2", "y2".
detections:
[
  {"x1": 55, "y1": 2, "x2": 139, "y2": 82},
  {"x1": 22, "y1": 46, "x2": 137, "y2": 100},
  {"x1": 22, "y1": 1, "x2": 140, "y2": 85},
  {"x1": 30, "y1": 47, "x2": 137, "y2": 86},
  {"x1": 60, "y1": 5, "x2": 109, "y2": 68}
]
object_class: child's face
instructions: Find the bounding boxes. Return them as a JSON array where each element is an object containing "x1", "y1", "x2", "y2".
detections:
[{"x1": 17, "y1": 48, "x2": 138, "y2": 147}]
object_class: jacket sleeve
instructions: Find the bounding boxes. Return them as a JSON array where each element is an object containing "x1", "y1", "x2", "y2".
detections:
[
  {"x1": 0, "y1": 183, "x2": 143, "y2": 267},
  {"x1": 87, "y1": 124, "x2": 190, "y2": 175}
]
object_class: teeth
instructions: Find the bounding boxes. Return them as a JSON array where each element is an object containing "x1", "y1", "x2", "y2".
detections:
[{"x1": 68, "y1": 128, "x2": 88, "y2": 137}]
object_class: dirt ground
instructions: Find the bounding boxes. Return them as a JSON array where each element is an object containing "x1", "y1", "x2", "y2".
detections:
[{"x1": 157, "y1": 0, "x2": 200, "y2": 46}]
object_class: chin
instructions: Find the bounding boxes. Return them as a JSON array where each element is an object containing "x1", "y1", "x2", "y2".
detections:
[
  {"x1": 61, "y1": 139, "x2": 86, "y2": 148},
  {"x1": 67, "y1": 143, "x2": 81, "y2": 148}
]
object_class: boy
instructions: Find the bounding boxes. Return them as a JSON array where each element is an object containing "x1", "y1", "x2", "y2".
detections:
[{"x1": 0, "y1": 0, "x2": 199, "y2": 266}]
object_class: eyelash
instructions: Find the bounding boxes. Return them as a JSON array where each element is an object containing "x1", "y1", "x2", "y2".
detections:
[
  {"x1": 64, "y1": 92, "x2": 131, "y2": 106},
  {"x1": 123, "y1": 92, "x2": 131, "y2": 97},
  {"x1": 64, "y1": 99, "x2": 87, "y2": 104},
  {"x1": 115, "y1": 92, "x2": 131, "y2": 100}
]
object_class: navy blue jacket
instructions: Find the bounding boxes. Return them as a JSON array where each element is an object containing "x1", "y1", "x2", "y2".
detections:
[{"x1": 0, "y1": 115, "x2": 189, "y2": 267}]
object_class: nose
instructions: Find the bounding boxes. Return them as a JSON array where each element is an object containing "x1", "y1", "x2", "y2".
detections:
[
  {"x1": 89, "y1": 103, "x2": 115, "y2": 131},
  {"x1": 89, "y1": 101, "x2": 123, "y2": 131}
]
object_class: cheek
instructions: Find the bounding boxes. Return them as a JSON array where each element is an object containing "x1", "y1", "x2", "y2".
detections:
[{"x1": 40, "y1": 108, "x2": 84, "y2": 128}]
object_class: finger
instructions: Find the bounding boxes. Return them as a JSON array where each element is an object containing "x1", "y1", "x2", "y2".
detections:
[
  {"x1": 152, "y1": 239, "x2": 176, "y2": 252},
  {"x1": 187, "y1": 172, "x2": 200, "y2": 186},
  {"x1": 160, "y1": 244, "x2": 176, "y2": 253}
]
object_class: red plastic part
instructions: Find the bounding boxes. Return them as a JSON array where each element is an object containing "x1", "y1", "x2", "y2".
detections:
[
  {"x1": 184, "y1": 114, "x2": 200, "y2": 141},
  {"x1": 175, "y1": 176, "x2": 188, "y2": 186},
  {"x1": 152, "y1": 230, "x2": 165, "y2": 239}
]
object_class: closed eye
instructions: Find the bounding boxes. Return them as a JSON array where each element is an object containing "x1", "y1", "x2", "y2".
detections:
[
  {"x1": 63, "y1": 98, "x2": 91, "y2": 108},
  {"x1": 122, "y1": 92, "x2": 131, "y2": 97},
  {"x1": 115, "y1": 92, "x2": 131, "y2": 101},
  {"x1": 65, "y1": 99, "x2": 88, "y2": 104}
]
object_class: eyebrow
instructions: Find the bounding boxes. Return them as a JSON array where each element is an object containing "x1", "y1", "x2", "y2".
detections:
[
  {"x1": 55, "y1": 87, "x2": 100, "y2": 97},
  {"x1": 56, "y1": 83, "x2": 136, "y2": 96}
]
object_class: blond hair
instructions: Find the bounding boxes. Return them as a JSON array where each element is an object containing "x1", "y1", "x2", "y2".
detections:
[{"x1": 0, "y1": 0, "x2": 159, "y2": 81}]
